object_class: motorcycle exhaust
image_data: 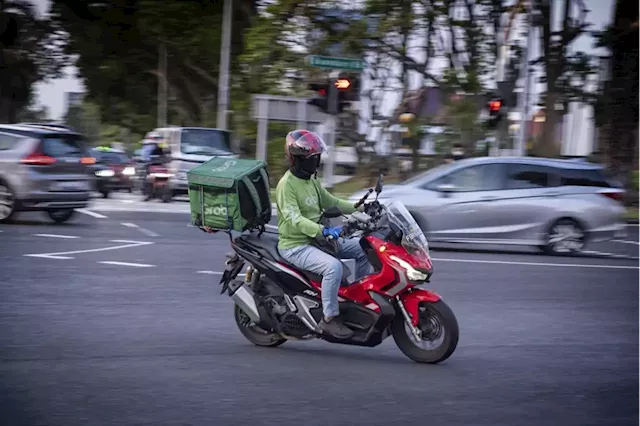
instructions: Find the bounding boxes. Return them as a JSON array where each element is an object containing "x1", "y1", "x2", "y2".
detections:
[{"x1": 228, "y1": 279, "x2": 261, "y2": 323}]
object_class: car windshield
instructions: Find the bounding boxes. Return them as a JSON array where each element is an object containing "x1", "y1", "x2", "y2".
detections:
[
  {"x1": 180, "y1": 128, "x2": 231, "y2": 156},
  {"x1": 401, "y1": 162, "x2": 456, "y2": 185},
  {"x1": 95, "y1": 151, "x2": 129, "y2": 164},
  {"x1": 382, "y1": 200, "x2": 430, "y2": 261}
]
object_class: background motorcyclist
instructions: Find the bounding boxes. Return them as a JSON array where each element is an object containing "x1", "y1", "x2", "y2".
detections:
[
  {"x1": 275, "y1": 129, "x2": 372, "y2": 339},
  {"x1": 140, "y1": 131, "x2": 169, "y2": 198}
]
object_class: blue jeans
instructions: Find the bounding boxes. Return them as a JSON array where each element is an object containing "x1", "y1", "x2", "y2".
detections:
[{"x1": 280, "y1": 239, "x2": 372, "y2": 318}]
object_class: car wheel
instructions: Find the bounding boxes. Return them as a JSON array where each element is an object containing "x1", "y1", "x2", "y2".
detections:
[
  {"x1": 101, "y1": 190, "x2": 110, "y2": 199},
  {"x1": 0, "y1": 182, "x2": 16, "y2": 223},
  {"x1": 47, "y1": 209, "x2": 75, "y2": 224},
  {"x1": 542, "y1": 218, "x2": 586, "y2": 255}
]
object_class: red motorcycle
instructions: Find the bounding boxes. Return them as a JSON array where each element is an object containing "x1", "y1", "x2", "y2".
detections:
[
  {"x1": 143, "y1": 161, "x2": 173, "y2": 203},
  {"x1": 218, "y1": 175, "x2": 459, "y2": 364}
]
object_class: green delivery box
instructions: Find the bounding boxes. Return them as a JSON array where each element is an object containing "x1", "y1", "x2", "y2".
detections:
[{"x1": 187, "y1": 158, "x2": 272, "y2": 232}]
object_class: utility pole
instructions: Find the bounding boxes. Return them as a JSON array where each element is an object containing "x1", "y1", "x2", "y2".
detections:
[
  {"x1": 216, "y1": 0, "x2": 233, "y2": 130},
  {"x1": 157, "y1": 42, "x2": 167, "y2": 127}
]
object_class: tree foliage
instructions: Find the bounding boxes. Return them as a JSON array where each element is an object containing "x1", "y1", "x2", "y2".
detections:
[
  {"x1": 49, "y1": 0, "x2": 257, "y2": 136},
  {"x1": 0, "y1": 0, "x2": 66, "y2": 122}
]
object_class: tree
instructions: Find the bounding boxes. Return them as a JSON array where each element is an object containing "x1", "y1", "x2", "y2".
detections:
[
  {"x1": 64, "y1": 101, "x2": 101, "y2": 145},
  {"x1": 593, "y1": 0, "x2": 638, "y2": 196},
  {"x1": 0, "y1": 0, "x2": 66, "y2": 122},
  {"x1": 532, "y1": 0, "x2": 596, "y2": 156},
  {"x1": 49, "y1": 0, "x2": 257, "y2": 134},
  {"x1": 16, "y1": 99, "x2": 50, "y2": 122}
]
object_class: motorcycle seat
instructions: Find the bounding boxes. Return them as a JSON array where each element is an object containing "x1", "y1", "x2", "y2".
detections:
[{"x1": 239, "y1": 233, "x2": 352, "y2": 286}]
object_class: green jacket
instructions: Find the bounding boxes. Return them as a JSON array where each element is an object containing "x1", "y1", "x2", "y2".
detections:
[{"x1": 275, "y1": 170, "x2": 356, "y2": 250}]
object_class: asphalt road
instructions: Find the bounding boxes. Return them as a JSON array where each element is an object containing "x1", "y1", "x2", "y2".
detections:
[{"x1": 0, "y1": 198, "x2": 638, "y2": 426}]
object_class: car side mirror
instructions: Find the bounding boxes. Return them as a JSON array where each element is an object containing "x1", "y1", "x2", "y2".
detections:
[{"x1": 322, "y1": 206, "x2": 343, "y2": 219}]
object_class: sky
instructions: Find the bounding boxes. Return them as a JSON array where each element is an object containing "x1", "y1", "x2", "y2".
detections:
[{"x1": 30, "y1": 0, "x2": 614, "y2": 145}]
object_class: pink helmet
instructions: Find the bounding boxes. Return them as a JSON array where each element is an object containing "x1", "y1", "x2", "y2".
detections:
[{"x1": 284, "y1": 129, "x2": 327, "y2": 167}]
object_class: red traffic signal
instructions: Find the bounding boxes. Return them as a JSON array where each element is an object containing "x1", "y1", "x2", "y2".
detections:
[
  {"x1": 318, "y1": 88, "x2": 327, "y2": 96},
  {"x1": 488, "y1": 100, "x2": 502, "y2": 112}
]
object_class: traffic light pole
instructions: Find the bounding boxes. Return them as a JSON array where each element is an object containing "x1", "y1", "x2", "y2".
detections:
[{"x1": 323, "y1": 74, "x2": 339, "y2": 188}]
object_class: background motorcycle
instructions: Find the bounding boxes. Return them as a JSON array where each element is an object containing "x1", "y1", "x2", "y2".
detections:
[
  {"x1": 143, "y1": 155, "x2": 173, "y2": 203},
  {"x1": 216, "y1": 175, "x2": 459, "y2": 364}
]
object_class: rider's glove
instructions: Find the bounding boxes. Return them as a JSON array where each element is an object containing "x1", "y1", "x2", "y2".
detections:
[{"x1": 322, "y1": 226, "x2": 343, "y2": 240}]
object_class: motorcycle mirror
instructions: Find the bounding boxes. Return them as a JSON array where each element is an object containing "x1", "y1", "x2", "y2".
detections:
[
  {"x1": 322, "y1": 206, "x2": 343, "y2": 219},
  {"x1": 375, "y1": 174, "x2": 383, "y2": 195}
]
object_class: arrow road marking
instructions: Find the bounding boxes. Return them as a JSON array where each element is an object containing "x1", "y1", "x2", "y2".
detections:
[
  {"x1": 121, "y1": 222, "x2": 159, "y2": 237},
  {"x1": 24, "y1": 240, "x2": 154, "y2": 260}
]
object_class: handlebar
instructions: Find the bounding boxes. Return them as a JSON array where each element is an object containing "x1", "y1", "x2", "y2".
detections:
[
  {"x1": 354, "y1": 189, "x2": 374, "y2": 209},
  {"x1": 339, "y1": 201, "x2": 386, "y2": 239}
]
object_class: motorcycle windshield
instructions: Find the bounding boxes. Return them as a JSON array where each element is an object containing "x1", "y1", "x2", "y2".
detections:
[{"x1": 383, "y1": 200, "x2": 431, "y2": 261}]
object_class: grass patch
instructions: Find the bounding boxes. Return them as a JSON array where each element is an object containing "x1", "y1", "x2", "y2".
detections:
[{"x1": 625, "y1": 207, "x2": 639, "y2": 222}]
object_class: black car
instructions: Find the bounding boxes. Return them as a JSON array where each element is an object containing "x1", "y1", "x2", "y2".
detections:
[{"x1": 89, "y1": 148, "x2": 135, "y2": 198}]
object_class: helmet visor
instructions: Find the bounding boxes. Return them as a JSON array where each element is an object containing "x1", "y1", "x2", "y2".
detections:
[{"x1": 290, "y1": 131, "x2": 327, "y2": 157}]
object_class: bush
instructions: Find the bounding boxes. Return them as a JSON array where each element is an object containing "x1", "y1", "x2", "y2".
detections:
[
  {"x1": 632, "y1": 170, "x2": 639, "y2": 193},
  {"x1": 266, "y1": 138, "x2": 288, "y2": 186}
]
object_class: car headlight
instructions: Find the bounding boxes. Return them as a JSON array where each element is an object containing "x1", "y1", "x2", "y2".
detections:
[
  {"x1": 96, "y1": 169, "x2": 115, "y2": 177},
  {"x1": 390, "y1": 255, "x2": 429, "y2": 281},
  {"x1": 122, "y1": 166, "x2": 135, "y2": 176}
]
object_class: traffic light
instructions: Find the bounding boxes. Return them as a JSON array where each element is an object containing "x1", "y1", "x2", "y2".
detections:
[
  {"x1": 308, "y1": 76, "x2": 360, "y2": 115},
  {"x1": 335, "y1": 75, "x2": 359, "y2": 113},
  {"x1": 307, "y1": 82, "x2": 330, "y2": 113},
  {"x1": 486, "y1": 97, "x2": 503, "y2": 129}
]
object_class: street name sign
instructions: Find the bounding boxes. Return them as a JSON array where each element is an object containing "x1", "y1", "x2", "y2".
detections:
[{"x1": 307, "y1": 55, "x2": 365, "y2": 71}]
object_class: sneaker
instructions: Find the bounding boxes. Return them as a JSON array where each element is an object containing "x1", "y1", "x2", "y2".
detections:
[{"x1": 319, "y1": 316, "x2": 354, "y2": 339}]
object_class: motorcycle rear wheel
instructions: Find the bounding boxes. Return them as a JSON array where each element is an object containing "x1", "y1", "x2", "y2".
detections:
[
  {"x1": 234, "y1": 304, "x2": 287, "y2": 347},
  {"x1": 392, "y1": 300, "x2": 459, "y2": 364}
]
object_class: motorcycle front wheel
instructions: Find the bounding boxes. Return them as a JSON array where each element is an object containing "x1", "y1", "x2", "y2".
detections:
[
  {"x1": 234, "y1": 304, "x2": 287, "y2": 347},
  {"x1": 392, "y1": 300, "x2": 459, "y2": 364}
]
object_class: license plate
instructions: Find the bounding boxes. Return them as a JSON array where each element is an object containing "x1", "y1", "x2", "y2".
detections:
[{"x1": 55, "y1": 181, "x2": 87, "y2": 191}]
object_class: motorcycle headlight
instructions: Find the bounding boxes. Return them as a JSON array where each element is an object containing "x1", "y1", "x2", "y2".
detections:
[
  {"x1": 122, "y1": 166, "x2": 135, "y2": 176},
  {"x1": 390, "y1": 255, "x2": 429, "y2": 281},
  {"x1": 95, "y1": 169, "x2": 115, "y2": 177}
]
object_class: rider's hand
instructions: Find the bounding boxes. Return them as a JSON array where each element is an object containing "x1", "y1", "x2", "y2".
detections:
[{"x1": 322, "y1": 226, "x2": 343, "y2": 240}]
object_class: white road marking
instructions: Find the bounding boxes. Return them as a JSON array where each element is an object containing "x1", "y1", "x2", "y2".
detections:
[
  {"x1": 431, "y1": 257, "x2": 639, "y2": 270},
  {"x1": 33, "y1": 233, "x2": 80, "y2": 239},
  {"x1": 24, "y1": 240, "x2": 153, "y2": 260},
  {"x1": 197, "y1": 271, "x2": 245, "y2": 277},
  {"x1": 99, "y1": 261, "x2": 155, "y2": 268},
  {"x1": 76, "y1": 208, "x2": 108, "y2": 218},
  {"x1": 612, "y1": 240, "x2": 639, "y2": 245},
  {"x1": 265, "y1": 224, "x2": 277, "y2": 230},
  {"x1": 121, "y1": 222, "x2": 159, "y2": 237}
]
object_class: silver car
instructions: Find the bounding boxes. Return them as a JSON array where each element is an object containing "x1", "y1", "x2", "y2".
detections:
[
  {"x1": 350, "y1": 157, "x2": 627, "y2": 255},
  {"x1": 0, "y1": 124, "x2": 92, "y2": 224}
]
